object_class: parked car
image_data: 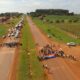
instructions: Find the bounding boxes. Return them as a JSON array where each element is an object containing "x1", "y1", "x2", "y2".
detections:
[{"x1": 67, "y1": 42, "x2": 76, "y2": 46}]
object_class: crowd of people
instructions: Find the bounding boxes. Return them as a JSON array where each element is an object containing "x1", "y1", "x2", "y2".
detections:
[
  {"x1": 39, "y1": 44, "x2": 78, "y2": 61},
  {"x1": 39, "y1": 44, "x2": 64, "y2": 57}
]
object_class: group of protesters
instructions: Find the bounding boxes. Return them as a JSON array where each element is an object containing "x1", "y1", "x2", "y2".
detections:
[
  {"x1": 39, "y1": 44, "x2": 54, "y2": 56},
  {"x1": 39, "y1": 44, "x2": 64, "y2": 57},
  {"x1": 39, "y1": 44, "x2": 79, "y2": 61}
]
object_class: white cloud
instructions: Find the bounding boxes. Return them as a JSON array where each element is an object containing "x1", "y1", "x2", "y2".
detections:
[{"x1": 0, "y1": 0, "x2": 80, "y2": 13}]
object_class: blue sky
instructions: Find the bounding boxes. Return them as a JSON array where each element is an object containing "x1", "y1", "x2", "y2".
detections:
[{"x1": 0, "y1": 0, "x2": 80, "y2": 13}]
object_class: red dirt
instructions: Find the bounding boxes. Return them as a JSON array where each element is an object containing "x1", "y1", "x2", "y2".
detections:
[
  {"x1": 9, "y1": 31, "x2": 22, "y2": 80},
  {"x1": 0, "y1": 37, "x2": 19, "y2": 80},
  {"x1": 27, "y1": 16, "x2": 80, "y2": 80},
  {"x1": 8, "y1": 46, "x2": 19, "y2": 80}
]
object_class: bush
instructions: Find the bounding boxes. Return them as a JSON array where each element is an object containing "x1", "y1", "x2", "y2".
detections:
[
  {"x1": 68, "y1": 20, "x2": 73, "y2": 23},
  {"x1": 73, "y1": 19, "x2": 79, "y2": 23},
  {"x1": 55, "y1": 20, "x2": 60, "y2": 23}
]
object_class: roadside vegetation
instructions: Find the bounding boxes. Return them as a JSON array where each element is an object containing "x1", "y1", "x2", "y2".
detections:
[
  {"x1": 0, "y1": 24, "x2": 7, "y2": 37},
  {"x1": 16, "y1": 17, "x2": 45, "y2": 80},
  {"x1": 45, "y1": 15, "x2": 80, "y2": 21},
  {"x1": 32, "y1": 17, "x2": 80, "y2": 43}
]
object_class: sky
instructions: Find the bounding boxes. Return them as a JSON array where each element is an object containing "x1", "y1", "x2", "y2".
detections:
[{"x1": 0, "y1": 0, "x2": 80, "y2": 14}]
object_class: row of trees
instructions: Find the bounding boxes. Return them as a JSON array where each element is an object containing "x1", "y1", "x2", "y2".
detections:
[
  {"x1": 29, "y1": 9, "x2": 74, "y2": 17},
  {"x1": 37, "y1": 15, "x2": 79, "y2": 23},
  {"x1": 42, "y1": 19, "x2": 79, "y2": 23},
  {"x1": 39, "y1": 17, "x2": 79, "y2": 23},
  {"x1": 0, "y1": 12, "x2": 23, "y2": 23},
  {"x1": 0, "y1": 12, "x2": 23, "y2": 18}
]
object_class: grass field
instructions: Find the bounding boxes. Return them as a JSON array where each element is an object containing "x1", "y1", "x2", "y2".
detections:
[
  {"x1": 0, "y1": 24, "x2": 7, "y2": 37},
  {"x1": 16, "y1": 17, "x2": 45, "y2": 80},
  {"x1": 52, "y1": 23, "x2": 80, "y2": 38},
  {"x1": 32, "y1": 17, "x2": 80, "y2": 44},
  {"x1": 44, "y1": 15, "x2": 80, "y2": 37},
  {"x1": 45, "y1": 15, "x2": 80, "y2": 21}
]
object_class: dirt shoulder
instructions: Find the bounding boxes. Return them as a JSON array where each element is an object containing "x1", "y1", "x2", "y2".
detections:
[{"x1": 0, "y1": 37, "x2": 18, "y2": 80}]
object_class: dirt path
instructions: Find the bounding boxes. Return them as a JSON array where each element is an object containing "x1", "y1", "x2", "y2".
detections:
[
  {"x1": 0, "y1": 37, "x2": 19, "y2": 80},
  {"x1": 27, "y1": 16, "x2": 80, "y2": 80}
]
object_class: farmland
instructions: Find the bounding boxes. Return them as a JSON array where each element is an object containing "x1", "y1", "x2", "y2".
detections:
[
  {"x1": 44, "y1": 15, "x2": 80, "y2": 38},
  {"x1": 45, "y1": 15, "x2": 80, "y2": 21},
  {"x1": 0, "y1": 24, "x2": 7, "y2": 37},
  {"x1": 32, "y1": 15, "x2": 80, "y2": 43}
]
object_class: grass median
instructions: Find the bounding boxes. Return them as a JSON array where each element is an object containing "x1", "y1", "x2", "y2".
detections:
[{"x1": 16, "y1": 17, "x2": 45, "y2": 80}]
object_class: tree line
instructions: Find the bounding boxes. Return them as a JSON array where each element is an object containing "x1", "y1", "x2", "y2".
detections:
[
  {"x1": 28, "y1": 9, "x2": 74, "y2": 17},
  {"x1": 0, "y1": 12, "x2": 23, "y2": 17},
  {"x1": 0, "y1": 12, "x2": 23, "y2": 23}
]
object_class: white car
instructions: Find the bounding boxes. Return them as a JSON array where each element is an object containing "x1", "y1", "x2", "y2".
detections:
[{"x1": 67, "y1": 42, "x2": 76, "y2": 46}]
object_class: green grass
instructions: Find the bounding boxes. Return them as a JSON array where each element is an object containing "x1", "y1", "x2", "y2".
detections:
[
  {"x1": 0, "y1": 24, "x2": 7, "y2": 37},
  {"x1": 44, "y1": 15, "x2": 80, "y2": 37},
  {"x1": 45, "y1": 15, "x2": 80, "y2": 21},
  {"x1": 53, "y1": 23, "x2": 80, "y2": 37},
  {"x1": 32, "y1": 17, "x2": 80, "y2": 43},
  {"x1": 16, "y1": 17, "x2": 45, "y2": 80}
]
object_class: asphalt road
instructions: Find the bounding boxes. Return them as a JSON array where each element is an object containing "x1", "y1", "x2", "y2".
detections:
[{"x1": 27, "y1": 16, "x2": 79, "y2": 80}]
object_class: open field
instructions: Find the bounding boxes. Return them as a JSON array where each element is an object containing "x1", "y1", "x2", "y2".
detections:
[
  {"x1": 45, "y1": 15, "x2": 80, "y2": 21},
  {"x1": 16, "y1": 17, "x2": 44, "y2": 80},
  {"x1": 32, "y1": 16, "x2": 80, "y2": 43},
  {"x1": 44, "y1": 15, "x2": 80, "y2": 38},
  {"x1": 0, "y1": 24, "x2": 7, "y2": 37}
]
